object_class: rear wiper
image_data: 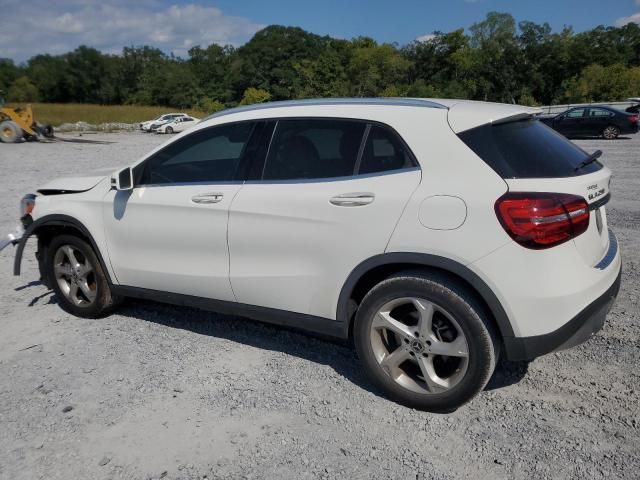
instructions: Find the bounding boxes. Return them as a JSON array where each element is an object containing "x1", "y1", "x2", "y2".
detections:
[{"x1": 574, "y1": 150, "x2": 602, "y2": 172}]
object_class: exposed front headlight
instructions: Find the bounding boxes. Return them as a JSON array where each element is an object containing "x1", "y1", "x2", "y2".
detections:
[{"x1": 21, "y1": 194, "x2": 36, "y2": 217}]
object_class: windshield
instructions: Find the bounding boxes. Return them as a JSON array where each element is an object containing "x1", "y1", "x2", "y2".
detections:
[{"x1": 458, "y1": 118, "x2": 603, "y2": 178}]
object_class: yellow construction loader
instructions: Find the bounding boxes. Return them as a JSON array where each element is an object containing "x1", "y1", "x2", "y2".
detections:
[{"x1": 0, "y1": 94, "x2": 53, "y2": 143}]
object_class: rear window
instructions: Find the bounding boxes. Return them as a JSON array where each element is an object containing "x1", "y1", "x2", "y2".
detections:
[{"x1": 458, "y1": 119, "x2": 602, "y2": 178}]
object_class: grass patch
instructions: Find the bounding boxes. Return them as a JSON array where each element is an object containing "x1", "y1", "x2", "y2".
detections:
[{"x1": 18, "y1": 103, "x2": 208, "y2": 127}]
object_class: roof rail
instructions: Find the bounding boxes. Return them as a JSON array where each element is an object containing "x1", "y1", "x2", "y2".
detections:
[{"x1": 202, "y1": 97, "x2": 447, "y2": 121}]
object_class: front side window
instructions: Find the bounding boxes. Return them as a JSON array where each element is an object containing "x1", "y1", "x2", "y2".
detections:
[
  {"x1": 138, "y1": 123, "x2": 255, "y2": 185},
  {"x1": 566, "y1": 109, "x2": 586, "y2": 118},
  {"x1": 262, "y1": 119, "x2": 366, "y2": 180}
]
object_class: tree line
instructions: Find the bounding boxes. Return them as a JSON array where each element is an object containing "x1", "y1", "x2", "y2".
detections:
[{"x1": 2, "y1": 12, "x2": 640, "y2": 111}]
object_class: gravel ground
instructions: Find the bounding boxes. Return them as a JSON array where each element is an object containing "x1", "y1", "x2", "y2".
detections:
[{"x1": 0, "y1": 131, "x2": 638, "y2": 480}]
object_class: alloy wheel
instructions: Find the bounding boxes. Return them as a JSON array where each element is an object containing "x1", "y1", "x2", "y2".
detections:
[
  {"x1": 53, "y1": 244, "x2": 97, "y2": 307},
  {"x1": 369, "y1": 297, "x2": 469, "y2": 394},
  {"x1": 603, "y1": 126, "x2": 619, "y2": 139}
]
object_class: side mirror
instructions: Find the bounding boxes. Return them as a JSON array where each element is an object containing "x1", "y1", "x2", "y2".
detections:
[{"x1": 112, "y1": 167, "x2": 133, "y2": 191}]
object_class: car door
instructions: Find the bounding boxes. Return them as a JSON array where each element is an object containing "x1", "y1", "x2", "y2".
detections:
[
  {"x1": 228, "y1": 118, "x2": 422, "y2": 321},
  {"x1": 587, "y1": 108, "x2": 613, "y2": 136},
  {"x1": 181, "y1": 117, "x2": 194, "y2": 132},
  {"x1": 102, "y1": 121, "x2": 262, "y2": 300},
  {"x1": 557, "y1": 108, "x2": 587, "y2": 137}
]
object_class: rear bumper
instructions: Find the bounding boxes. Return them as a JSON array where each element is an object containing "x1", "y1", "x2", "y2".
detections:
[{"x1": 504, "y1": 266, "x2": 621, "y2": 361}]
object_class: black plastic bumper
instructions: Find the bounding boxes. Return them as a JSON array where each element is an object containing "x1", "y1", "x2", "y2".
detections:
[{"x1": 504, "y1": 267, "x2": 622, "y2": 361}]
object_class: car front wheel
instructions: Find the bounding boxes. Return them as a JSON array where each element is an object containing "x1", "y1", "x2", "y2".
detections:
[
  {"x1": 46, "y1": 234, "x2": 122, "y2": 318},
  {"x1": 354, "y1": 272, "x2": 499, "y2": 411}
]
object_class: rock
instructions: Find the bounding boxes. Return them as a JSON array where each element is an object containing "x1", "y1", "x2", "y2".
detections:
[
  {"x1": 98, "y1": 456, "x2": 111, "y2": 466},
  {"x1": 62, "y1": 406, "x2": 73, "y2": 413}
]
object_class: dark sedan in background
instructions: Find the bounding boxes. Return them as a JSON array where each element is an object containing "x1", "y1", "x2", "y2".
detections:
[{"x1": 540, "y1": 105, "x2": 639, "y2": 139}]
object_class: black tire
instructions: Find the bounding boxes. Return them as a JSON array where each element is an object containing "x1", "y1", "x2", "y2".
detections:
[
  {"x1": 165, "y1": 126, "x2": 173, "y2": 134},
  {"x1": 354, "y1": 272, "x2": 499, "y2": 412},
  {"x1": 45, "y1": 234, "x2": 122, "y2": 318},
  {"x1": 0, "y1": 120, "x2": 22, "y2": 143},
  {"x1": 602, "y1": 125, "x2": 620, "y2": 140},
  {"x1": 41, "y1": 124, "x2": 54, "y2": 138}
]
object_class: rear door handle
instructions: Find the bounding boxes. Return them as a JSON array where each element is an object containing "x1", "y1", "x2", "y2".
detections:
[
  {"x1": 191, "y1": 192, "x2": 224, "y2": 204},
  {"x1": 330, "y1": 192, "x2": 375, "y2": 207}
]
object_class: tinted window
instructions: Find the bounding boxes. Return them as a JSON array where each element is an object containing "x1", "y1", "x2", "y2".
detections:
[
  {"x1": 566, "y1": 109, "x2": 586, "y2": 118},
  {"x1": 589, "y1": 108, "x2": 613, "y2": 117},
  {"x1": 263, "y1": 119, "x2": 366, "y2": 180},
  {"x1": 139, "y1": 123, "x2": 254, "y2": 185},
  {"x1": 458, "y1": 119, "x2": 602, "y2": 178},
  {"x1": 359, "y1": 125, "x2": 415, "y2": 174}
]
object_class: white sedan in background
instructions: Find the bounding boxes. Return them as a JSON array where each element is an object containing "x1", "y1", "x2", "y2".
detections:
[
  {"x1": 156, "y1": 116, "x2": 200, "y2": 134},
  {"x1": 139, "y1": 113, "x2": 188, "y2": 132}
]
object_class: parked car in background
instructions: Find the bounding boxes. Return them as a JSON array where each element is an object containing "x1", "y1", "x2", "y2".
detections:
[
  {"x1": 5, "y1": 98, "x2": 621, "y2": 412},
  {"x1": 625, "y1": 98, "x2": 640, "y2": 114},
  {"x1": 140, "y1": 113, "x2": 188, "y2": 132},
  {"x1": 156, "y1": 116, "x2": 200, "y2": 134},
  {"x1": 540, "y1": 106, "x2": 639, "y2": 139}
]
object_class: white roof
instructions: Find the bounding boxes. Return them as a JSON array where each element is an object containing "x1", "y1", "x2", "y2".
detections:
[{"x1": 199, "y1": 97, "x2": 541, "y2": 134}]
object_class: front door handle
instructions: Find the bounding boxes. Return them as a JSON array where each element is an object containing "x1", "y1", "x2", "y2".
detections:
[
  {"x1": 330, "y1": 192, "x2": 375, "y2": 207},
  {"x1": 191, "y1": 193, "x2": 224, "y2": 204}
]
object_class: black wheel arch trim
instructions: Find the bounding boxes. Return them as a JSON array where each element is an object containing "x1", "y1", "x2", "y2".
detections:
[
  {"x1": 13, "y1": 214, "x2": 114, "y2": 284},
  {"x1": 336, "y1": 252, "x2": 515, "y2": 339}
]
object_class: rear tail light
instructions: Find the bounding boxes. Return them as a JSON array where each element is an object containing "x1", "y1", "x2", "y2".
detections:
[
  {"x1": 628, "y1": 114, "x2": 639, "y2": 123},
  {"x1": 495, "y1": 192, "x2": 589, "y2": 249}
]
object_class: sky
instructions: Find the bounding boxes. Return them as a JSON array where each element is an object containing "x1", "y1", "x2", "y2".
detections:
[{"x1": 1, "y1": 0, "x2": 640, "y2": 62}]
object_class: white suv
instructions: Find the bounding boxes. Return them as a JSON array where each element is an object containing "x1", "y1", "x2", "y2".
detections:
[{"x1": 5, "y1": 98, "x2": 621, "y2": 411}]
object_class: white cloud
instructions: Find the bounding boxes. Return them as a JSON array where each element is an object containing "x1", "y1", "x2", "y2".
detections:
[
  {"x1": 416, "y1": 34, "x2": 437, "y2": 43},
  {"x1": 0, "y1": 0, "x2": 264, "y2": 62},
  {"x1": 616, "y1": 12, "x2": 640, "y2": 26}
]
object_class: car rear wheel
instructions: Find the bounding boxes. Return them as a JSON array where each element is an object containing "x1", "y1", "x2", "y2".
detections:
[
  {"x1": 354, "y1": 272, "x2": 499, "y2": 411},
  {"x1": 603, "y1": 125, "x2": 620, "y2": 139},
  {"x1": 46, "y1": 234, "x2": 122, "y2": 318}
]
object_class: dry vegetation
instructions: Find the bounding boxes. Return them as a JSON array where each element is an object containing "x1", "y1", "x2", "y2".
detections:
[{"x1": 26, "y1": 103, "x2": 207, "y2": 126}]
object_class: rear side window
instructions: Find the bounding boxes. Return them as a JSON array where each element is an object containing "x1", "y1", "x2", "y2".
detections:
[
  {"x1": 589, "y1": 108, "x2": 613, "y2": 117},
  {"x1": 263, "y1": 119, "x2": 366, "y2": 180},
  {"x1": 359, "y1": 125, "x2": 415, "y2": 175},
  {"x1": 458, "y1": 119, "x2": 602, "y2": 178}
]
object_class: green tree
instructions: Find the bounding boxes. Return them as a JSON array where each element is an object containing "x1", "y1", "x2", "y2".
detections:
[
  {"x1": 239, "y1": 87, "x2": 272, "y2": 105},
  {"x1": 188, "y1": 44, "x2": 234, "y2": 102},
  {"x1": 230, "y1": 26, "x2": 328, "y2": 100},
  {"x1": 0, "y1": 59, "x2": 20, "y2": 93},
  {"x1": 561, "y1": 64, "x2": 640, "y2": 102},
  {"x1": 347, "y1": 40, "x2": 412, "y2": 97},
  {"x1": 293, "y1": 39, "x2": 351, "y2": 98},
  {"x1": 196, "y1": 97, "x2": 225, "y2": 113},
  {"x1": 469, "y1": 12, "x2": 535, "y2": 103},
  {"x1": 7, "y1": 76, "x2": 40, "y2": 102}
]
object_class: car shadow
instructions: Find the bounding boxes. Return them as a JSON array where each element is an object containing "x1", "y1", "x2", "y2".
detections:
[
  {"x1": 14, "y1": 280, "x2": 43, "y2": 291},
  {"x1": 19, "y1": 289, "x2": 529, "y2": 404},
  {"x1": 115, "y1": 299, "x2": 528, "y2": 397},
  {"x1": 569, "y1": 136, "x2": 633, "y2": 141}
]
